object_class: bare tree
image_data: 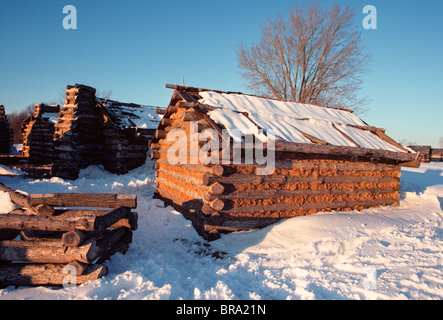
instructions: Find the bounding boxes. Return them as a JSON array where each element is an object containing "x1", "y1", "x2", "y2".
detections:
[
  {"x1": 439, "y1": 137, "x2": 443, "y2": 148},
  {"x1": 237, "y1": 2, "x2": 370, "y2": 111}
]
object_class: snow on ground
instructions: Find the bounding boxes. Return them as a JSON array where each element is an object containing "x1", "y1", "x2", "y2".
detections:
[{"x1": 0, "y1": 161, "x2": 442, "y2": 300}]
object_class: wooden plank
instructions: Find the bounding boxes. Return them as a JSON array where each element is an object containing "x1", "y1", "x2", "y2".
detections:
[
  {"x1": 27, "y1": 193, "x2": 137, "y2": 208},
  {"x1": 203, "y1": 170, "x2": 400, "y2": 186}
]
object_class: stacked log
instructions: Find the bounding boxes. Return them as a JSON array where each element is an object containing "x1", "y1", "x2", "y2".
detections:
[
  {"x1": 53, "y1": 84, "x2": 102, "y2": 179},
  {"x1": 152, "y1": 100, "x2": 403, "y2": 241},
  {"x1": 407, "y1": 145, "x2": 431, "y2": 163},
  {"x1": 21, "y1": 103, "x2": 60, "y2": 163},
  {"x1": 0, "y1": 105, "x2": 13, "y2": 154},
  {"x1": 0, "y1": 183, "x2": 137, "y2": 287},
  {"x1": 430, "y1": 148, "x2": 443, "y2": 162},
  {"x1": 98, "y1": 99, "x2": 159, "y2": 174}
]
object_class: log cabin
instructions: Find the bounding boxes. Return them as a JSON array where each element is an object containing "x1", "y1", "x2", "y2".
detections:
[
  {"x1": 0, "y1": 105, "x2": 13, "y2": 154},
  {"x1": 21, "y1": 103, "x2": 60, "y2": 163},
  {"x1": 151, "y1": 84, "x2": 420, "y2": 240}
]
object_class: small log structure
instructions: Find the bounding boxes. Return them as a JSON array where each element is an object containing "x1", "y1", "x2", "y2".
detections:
[
  {"x1": 0, "y1": 105, "x2": 13, "y2": 154},
  {"x1": 0, "y1": 183, "x2": 137, "y2": 287},
  {"x1": 407, "y1": 145, "x2": 432, "y2": 163},
  {"x1": 151, "y1": 84, "x2": 420, "y2": 240},
  {"x1": 49, "y1": 84, "x2": 163, "y2": 179},
  {"x1": 21, "y1": 103, "x2": 60, "y2": 163},
  {"x1": 430, "y1": 148, "x2": 443, "y2": 162}
]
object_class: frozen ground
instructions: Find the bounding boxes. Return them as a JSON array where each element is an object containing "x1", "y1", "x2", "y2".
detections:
[{"x1": 0, "y1": 160, "x2": 442, "y2": 300}]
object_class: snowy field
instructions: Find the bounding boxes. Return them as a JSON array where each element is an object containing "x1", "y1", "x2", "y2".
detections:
[{"x1": 0, "y1": 160, "x2": 442, "y2": 300}]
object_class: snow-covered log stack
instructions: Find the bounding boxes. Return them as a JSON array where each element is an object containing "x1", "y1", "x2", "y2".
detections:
[
  {"x1": 21, "y1": 103, "x2": 60, "y2": 163},
  {"x1": 53, "y1": 84, "x2": 102, "y2": 179},
  {"x1": 0, "y1": 183, "x2": 137, "y2": 287},
  {"x1": 0, "y1": 105, "x2": 13, "y2": 154}
]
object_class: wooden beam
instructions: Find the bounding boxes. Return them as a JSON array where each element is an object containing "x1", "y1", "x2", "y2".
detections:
[
  {"x1": 27, "y1": 193, "x2": 137, "y2": 209},
  {"x1": 0, "y1": 206, "x2": 130, "y2": 233}
]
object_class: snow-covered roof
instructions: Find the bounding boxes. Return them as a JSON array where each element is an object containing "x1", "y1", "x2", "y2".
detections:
[
  {"x1": 97, "y1": 98, "x2": 163, "y2": 130},
  {"x1": 199, "y1": 91, "x2": 406, "y2": 153}
]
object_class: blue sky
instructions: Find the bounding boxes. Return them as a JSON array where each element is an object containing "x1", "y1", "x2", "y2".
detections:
[{"x1": 0, "y1": 0, "x2": 442, "y2": 147}]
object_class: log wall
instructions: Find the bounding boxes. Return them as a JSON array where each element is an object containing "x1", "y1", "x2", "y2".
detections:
[
  {"x1": 0, "y1": 105, "x2": 13, "y2": 154},
  {"x1": 50, "y1": 84, "x2": 152, "y2": 178}
]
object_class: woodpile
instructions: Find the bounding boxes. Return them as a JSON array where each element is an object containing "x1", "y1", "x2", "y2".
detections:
[
  {"x1": 0, "y1": 105, "x2": 13, "y2": 154},
  {"x1": 0, "y1": 183, "x2": 137, "y2": 287},
  {"x1": 151, "y1": 85, "x2": 419, "y2": 240},
  {"x1": 53, "y1": 84, "x2": 103, "y2": 179},
  {"x1": 21, "y1": 103, "x2": 60, "y2": 163}
]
